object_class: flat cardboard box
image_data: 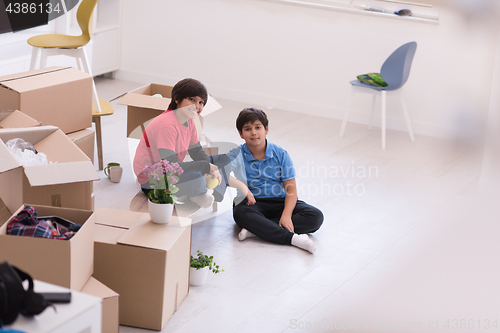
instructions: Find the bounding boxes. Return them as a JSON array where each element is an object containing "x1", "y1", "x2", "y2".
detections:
[
  {"x1": 114, "y1": 83, "x2": 221, "y2": 139},
  {"x1": 81, "y1": 277, "x2": 119, "y2": 333},
  {"x1": 0, "y1": 110, "x2": 41, "y2": 128},
  {"x1": 0, "y1": 126, "x2": 99, "y2": 212},
  {"x1": 67, "y1": 128, "x2": 95, "y2": 164},
  {"x1": 92, "y1": 208, "x2": 192, "y2": 331},
  {"x1": 0, "y1": 204, "x2": 95, "y2": 290},
  {"x1": 0, "y1": 67, "x2": 92, "y2": 134}
]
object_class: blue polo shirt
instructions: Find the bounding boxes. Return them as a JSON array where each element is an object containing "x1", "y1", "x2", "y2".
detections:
[{"x1": 227, "y1": 140, "x2": 296, "y2": 198}]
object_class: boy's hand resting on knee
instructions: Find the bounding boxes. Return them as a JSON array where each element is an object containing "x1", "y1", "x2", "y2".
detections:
[
  {"x1": 246, "y1": 191, "x2": 256, "y2": 205},
  {"x1": 279, "y1": 216, "x2": 294, "y2": 233}
]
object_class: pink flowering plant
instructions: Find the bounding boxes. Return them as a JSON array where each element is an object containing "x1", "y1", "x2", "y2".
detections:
[{"x1": 143, "y1": 160, "x2": 183, "y2": 204}]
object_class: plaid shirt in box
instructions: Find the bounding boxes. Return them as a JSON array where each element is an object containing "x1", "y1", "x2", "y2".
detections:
[{"x1": 7, "y1": 206, "x2": 77, "y2": 240}]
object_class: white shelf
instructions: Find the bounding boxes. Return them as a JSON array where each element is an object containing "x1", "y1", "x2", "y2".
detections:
[
  {"x1": 260, "y1": 0, "x2": 439, "y2": 24},
  {"x1": 93, "y1": 0, "x2": 121, "y2": 75},
  {"x1": 95, "y1": 0, "x2": 121, "y2": 29}
]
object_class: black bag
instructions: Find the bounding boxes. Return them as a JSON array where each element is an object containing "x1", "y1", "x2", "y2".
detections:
[{"x1": 0, "y1": 262, "x2": 51, "y2": 326}]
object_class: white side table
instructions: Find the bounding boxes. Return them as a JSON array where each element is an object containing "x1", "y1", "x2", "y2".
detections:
[{"x1": 4, "y1": 280, "x2": 102, "y2": 333}]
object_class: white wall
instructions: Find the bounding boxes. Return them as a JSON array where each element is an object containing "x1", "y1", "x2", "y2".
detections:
[{"x1": 117, "y1": 0, "x2": 498, "y2": 139}]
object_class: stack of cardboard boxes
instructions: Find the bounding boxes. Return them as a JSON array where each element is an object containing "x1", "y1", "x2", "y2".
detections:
[
  {"x1": 0, "y1": 67, "x2": 97, "y2": 211},
  {"x1": 0, "y1": 68, "x2": 195, "y2": 332},
  {"x1": 0, "y1": 67, "x2": 119, "y2": 332},
  {"x1": 0, "y1": 203, "x2": 120, "y2": 332},
  {"x1": 0, "y1": 203, "x2": 192, "y2": 331}
]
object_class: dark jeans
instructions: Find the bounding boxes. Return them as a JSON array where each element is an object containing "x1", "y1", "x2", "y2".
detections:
[
  {"x1": 233, "y1": 197, "x2": 323, "y2": 245},
  {"x1": 141, "y1": 171, "x2": 207, "y2": 198}
]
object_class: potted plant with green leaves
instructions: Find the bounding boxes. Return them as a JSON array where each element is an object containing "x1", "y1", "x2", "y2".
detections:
[
  {"x1": 190, "y1": 250, "x2": 224, "y2": 286},
  {"x1": 143, "y1": 160, "x2": 183, "y2": 224}
]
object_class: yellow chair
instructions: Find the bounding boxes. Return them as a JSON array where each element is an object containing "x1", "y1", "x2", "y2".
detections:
[
  {"x1": 27, "y1": 0, "x2": 102, "y2": 113},
  {"x1": 28, "y1": 0, "x2": 115, "y2": 170}
]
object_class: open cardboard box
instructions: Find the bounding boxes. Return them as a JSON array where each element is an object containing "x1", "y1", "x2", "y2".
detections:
[
  {"x1": 0, "y1": 110, "x2": 41, "y2": 128},
  {"x1": 0, "y1": 67, "x2": 92, "y2": 134},
  {"x1": 0, "y1": 126, "x2": 99, "y2": 212},
  {"x1": 81, "y1": 276, "x2": 119, "y2": 333},
  {"x1": 114, "y1": 83, "x2": 221, "y2": 141},
  {"x1": 92, "y1": 208, "x2": 192, "y2": 331},
  {"x1": 118, "y1": 83, "x2": 221, "y2": 183},
  {"x1": 67, "y1": 128, "x2": 95, "y2": 164},
  {"x1": 0, "y1": 204, "x2": 95, "y2": 290}
]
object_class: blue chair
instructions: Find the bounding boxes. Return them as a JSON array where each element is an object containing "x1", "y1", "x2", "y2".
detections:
[{"x1": 339, "y1": 41, "x2": 417, "y2": 149}]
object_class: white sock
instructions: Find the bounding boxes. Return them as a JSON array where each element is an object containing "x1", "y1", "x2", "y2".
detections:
[
  {"x1": 190, "y1": 193, "x2": 214, "y2": 208},
  {"x1": 238, "y1": 228, "x2": 256, "y2": 241},
  {"x1": 291, "y1": 234, "x2": 316, "y2": 254}
]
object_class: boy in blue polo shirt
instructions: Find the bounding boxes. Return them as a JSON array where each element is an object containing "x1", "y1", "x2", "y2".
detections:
[{"x1": 227, "y1": 108, "x2": 323, "y2": 253}]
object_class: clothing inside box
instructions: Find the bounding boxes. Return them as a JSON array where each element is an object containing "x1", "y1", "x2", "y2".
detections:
[{"x1": 8, "y1": 206, "x2": 82, "y2": 240}]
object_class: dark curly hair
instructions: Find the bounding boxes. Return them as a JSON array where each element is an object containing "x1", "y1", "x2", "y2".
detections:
[
  {"x1": 236, "y1": 108, "x2": 269, "y2": 133},
  {"x1": 168, "y1": 78, "x2": 208, "y2": 110}
]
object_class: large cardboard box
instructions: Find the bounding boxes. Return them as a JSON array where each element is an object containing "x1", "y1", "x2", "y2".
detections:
[
  {"x1": 92, "y1": 208, "x2": 192, "y2": 330},
  {"x1": 81, "y1": 277, "x2": 119, "y2": 333},
  {"x1": 0, "y1": 204, "x2": 95, "y2": 290},
  {"x1": 67, "y1": 128, "x2": 95, "y2": 164},
  {"x1": 0, "y1": 67, "x2": 92, "y2": 134},
  {"x1": 0, "y1": 110, "x2": 41, "y2": 128},
  {"x1": 0, "y1": 126, "x2": 99, "y2": 212},
  {"x1": 114, "y1": 83, "x2": 222, "y2": 140}
]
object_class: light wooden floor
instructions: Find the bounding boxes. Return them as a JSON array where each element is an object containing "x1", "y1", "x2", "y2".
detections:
[{"x1": 93, "y1": 77, "x2": 496, "y2": 333}]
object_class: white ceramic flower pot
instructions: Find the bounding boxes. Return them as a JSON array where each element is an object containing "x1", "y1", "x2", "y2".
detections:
[
  {"x1": 148, "y1": 200, "x2": 174, "y2": 224},
  {"x1": 189, "y1": 266, "x2": 209, "y2": 286}
]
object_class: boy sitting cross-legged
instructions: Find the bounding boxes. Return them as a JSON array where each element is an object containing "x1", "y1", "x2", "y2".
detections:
[{"x1": 227, "y1": 108, "x2": 323, "y2": 253}]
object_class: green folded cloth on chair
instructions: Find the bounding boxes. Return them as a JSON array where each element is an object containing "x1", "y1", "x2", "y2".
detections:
[{"x1": 356, "y1": 73, "x2": 388, "y2": 87}]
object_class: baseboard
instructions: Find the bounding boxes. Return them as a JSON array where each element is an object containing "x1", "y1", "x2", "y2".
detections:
[{"x1": 115, "y1": 69, "x2": 451, "y2": 140}]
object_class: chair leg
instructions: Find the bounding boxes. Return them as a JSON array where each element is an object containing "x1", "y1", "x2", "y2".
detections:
[
  {"x1": 381, "y1": 90, "x2": 387, "y2": 149},
  {"x1": 78, "y1": 48, "x2": 102, "y2": 114},
  {"x1": 29, "y1": 47, "x2": 39, "y2": 70},
  {"x1": 91, "y1": 83, "x2": 102, "y2": 113},
  {"x1": 76, "y1": 54, "x2": 83, "y2": 72},
  {"x1": 369, "y1": 94, "x2": 376, "y2": 130},
  {"x1": 339, "y1": 85, "x2": 354, "y2": 137},
  {"x1": 93, "y1": 115, "x2": 104, "y2": 170},
  {"x1": 78, "y1": 48, "x2": 91, "y2": 74},
  {"x1": 398, "y1": 90, "x2": 415, "y2": 142},
  {"x1": 39, "y1": 49, "x2": 47, "y2": 69}
]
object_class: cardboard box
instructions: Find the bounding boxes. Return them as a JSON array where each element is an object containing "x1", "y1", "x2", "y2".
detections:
[
  {"x1": 0, "y1": 197, "x2": 11, "y2": 227},
  {"x1": 0, "y1": 126, "x2": 99, "y2": 212},
  {"x1": 0, "y1": 204, "x2": 95, "y2": 290},
  {"x1": 0, "y1": 110, "x2": 41, "y2": 129},
  {"x1": 81, "y1": 277, "x2": 119, "y2": 333},
  {"x1": 114, "y1": 83, "x2": 221, "y2": 140},
  {"x1": 92, "y1": 208, "x2": 192, "y2": 330},
  {"x1": 66, "y1": 129, "x2": 95, "y2": 197},
  {"x1": 0, "y1": 67, "x2": 93, "y2": 134},
  {"x1": 67, "y1": 128, "x2": 95, "y2": 163}
]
